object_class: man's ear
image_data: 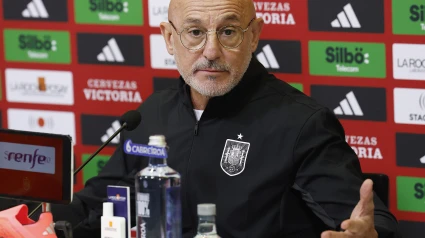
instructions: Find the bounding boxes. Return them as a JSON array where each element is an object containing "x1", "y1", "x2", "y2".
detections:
[
  {"x1": 160, "y1": 22, "x2": 174, "y2": 55},
  {"x1": 250, "y1": 18, "x2": 264, "y2": 53}
]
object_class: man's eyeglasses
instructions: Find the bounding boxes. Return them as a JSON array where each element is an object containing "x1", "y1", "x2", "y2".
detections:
[{"x1": 169, "y1": 17, "x2": 255, "y2": 51}]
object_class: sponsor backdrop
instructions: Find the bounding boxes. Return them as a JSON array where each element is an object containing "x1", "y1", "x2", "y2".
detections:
[{"x1": 0, "y1": 0, "x2": 424, "y2": 235}]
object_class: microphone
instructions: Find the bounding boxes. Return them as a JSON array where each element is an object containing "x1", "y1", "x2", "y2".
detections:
[{"x1": 28, "y1": 110, "x2": 142, "y2": 218}]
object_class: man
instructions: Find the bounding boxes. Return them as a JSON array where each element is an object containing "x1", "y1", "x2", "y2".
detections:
[{"x1": 47, "y1": 0, "x2": 401, "y2": 237}]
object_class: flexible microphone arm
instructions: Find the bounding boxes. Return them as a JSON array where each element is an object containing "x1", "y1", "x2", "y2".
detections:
[{"x1": 28, "y1": 122, "x2": 129, "y2": 218}]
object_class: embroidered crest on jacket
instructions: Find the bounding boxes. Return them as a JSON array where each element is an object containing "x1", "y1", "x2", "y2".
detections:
[{"x1": 220, "y1": 139, "x2": 250, "y2": 176}]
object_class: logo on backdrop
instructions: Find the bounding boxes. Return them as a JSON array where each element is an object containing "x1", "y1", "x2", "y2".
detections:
[
  {"x1": 123, "y1": 140, "x2": 168, "y2": 158},
  {"x1": 82, "y1": 154, "x2": 110, "y2": 184},
  {"x1": 310, "y1": 85, "x2": 386, "y2": 122},
  {"x1": 333, "y1": 91, "x2": 363, "y2": 117},
  {"x1": 81, "y1": 114, "x2": 121, "y2": 146},
  {"x1": 6, "y1": 68, "x2": 74, "y2": 105},
  {"x1": 254, "y1": 1, "x2": 295, "y2": 25},
  {"x1": 7, "y1": 108, "x2": 76, "y2": 145},
  {"x1": 254, "y1": 40, "x2": 301, "y2": 73},
  {"x1": 84, "y1": 78, "x2": 142, "y2": 103},
  {"x1": 77, "y1": 33, "x2": 144, "y2": 66},
  {"x1": 396, "y1": 133, "x2": 425, "y2": 169},
  {"x1": 148, "y1": 0, "x2": 170, "y2": 27},
  {"x1": 345, "y1": 134, "x2": 383, "y2": 160},
  {"x1": 309, "y1": 41, "x2": 386, "y2": 78},
  {"x1": 0, "y1": 142, "x2": 55, "y2": 174},
  {"x1": 308, "y1": 0, "x2": 384, "y2": 33},
  {"x1": 392, "y1": 0, "x2": 425, "y2": 35},
  {"x1": 2, "y1": 0, "x2": 68, "y2": 22},
  {"x1": 4, "y1": 29, "x2": 70, "y2": 64},
  {"x1": 74, "y1": 0, "x2": 143, "y2": 25},
  {"x1": 393, "y1": 44, "x2": 425, "y2": 80},
  {"x1": 153, "y1": 77, "x2": 180, "y2": 92},
  {"x1": 220, "y1": 135, "x2": 250, "y2": 176},
  {"x1": 394, "y1": 88, "x2": 425, "y2": 125},
  {"x1": 397, "y1": 176, "x2": 425, "y2": 213},
  {"x1": 150, "y1": 34, "x2": 177, "y2": 69}
]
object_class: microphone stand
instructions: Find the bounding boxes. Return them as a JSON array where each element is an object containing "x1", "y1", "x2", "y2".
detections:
[{"x1": 28, "y1": 122, "x2": 128, "y2": 219}]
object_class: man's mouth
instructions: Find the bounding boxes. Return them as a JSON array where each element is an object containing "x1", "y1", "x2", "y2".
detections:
[{"x1": 197, "y1": 69, "x2": 226, "y2": 73}]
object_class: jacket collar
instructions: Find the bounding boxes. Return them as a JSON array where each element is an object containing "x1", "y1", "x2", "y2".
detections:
[{"x1": 179, "y1": 55, "x2": 269, "y2": 119}]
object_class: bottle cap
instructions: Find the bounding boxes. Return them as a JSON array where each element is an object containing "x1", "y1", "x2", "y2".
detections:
[
  {"x1": 197, "y1": 203, "x2": 216, "y2": 216},
  {"x1": 148, "y1": 135, "x2": 167, "y2": 147},
  {"x1": 103, "y1": 202, "x2": 114, "y2": 217}
]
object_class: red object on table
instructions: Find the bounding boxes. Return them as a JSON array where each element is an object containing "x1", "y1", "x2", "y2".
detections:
[{"x1": 0, "y1": 204, "x2": 57, "y2": 238}]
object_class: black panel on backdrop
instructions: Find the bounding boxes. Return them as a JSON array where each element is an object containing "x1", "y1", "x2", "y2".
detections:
[
  {"x1": 308, "y1": 0, "x2": 384, "y2": 33},
  {"x1": 77, "y1": 33, "x2": 144, "y2": 66},
  {"x1": 399, "y1": 220, "x2": 425, "y2": 238},
  {"x1": 396, "y1": 133, "x2": 425, "y2": 168},
  {"x1": 254, "y1": 40, "x2": 302, "y2": 74},
  {"x1": 310, "y1": 85, "x2": 386, "y2": 121},
  {"x1": 81, "y1": 114, "x2": 121, "y2": 146},
  {"x1": 153, "y1": 77, "x2": 180, "y2": 92},
  {"x1": 2, "y1": 0, "x2": 68, "y2": 22}
]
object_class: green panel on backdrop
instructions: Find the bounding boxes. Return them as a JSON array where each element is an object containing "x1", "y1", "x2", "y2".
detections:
[
  {"x1": 392, "y1": 0, "x2": 425, "y2": 35},
  {"x1": 75, "y1": 0, "x2": 143, "y2": 25},
  {"x1": 82, "y1": 154, "x2": 111, "y2": 185},
  {"x1": 309, "y1": 41, "x2": 386, "y2": 78},
  {"x1": 289, "y1": 83, "x2": 303, "y2": 92},
  {"x1": 397, "y1": 176, "x2": 425, "y2": 213},
  {"x1": 4, "y1": 29, "x2": 70, "y2": 64}
]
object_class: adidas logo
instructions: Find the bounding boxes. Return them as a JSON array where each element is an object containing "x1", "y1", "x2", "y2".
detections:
[
  {"x1": 334, "y1": 91, "x2": 364, "y2": 116},
  {"x1": 331, "y1": 3, "x2": 361, "y2": 29},
  {"x1": 97, "y1": 38, "x2": 125, "y2": 62},
  {"x1": 256, "y1": 44, "x2": 280, "y2": 69},
  {"x1": 22, "y1": 0, "x2": 49, "y2": 18},
  {"x1": 101, "y1": 120, "x2": 121, "y2": 144},
  {"x1": 42, "y1": 222, "x2": 55, "y2": 235},
  {"x1": 420, "y1": 155, "x2": 425, "y2": 164}
]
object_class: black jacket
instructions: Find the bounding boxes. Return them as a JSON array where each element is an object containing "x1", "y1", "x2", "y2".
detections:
[{"x1": 50, "y1": 56, "x2": 401, "y2": 238}]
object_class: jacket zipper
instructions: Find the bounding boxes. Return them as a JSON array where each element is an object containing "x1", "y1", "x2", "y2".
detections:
[
  {"x1": 194, "y1": 121, "x2": 199, "y2": 135},
  {"x1": 184, "y1": 113, "x2": 200, "y2": 230}
]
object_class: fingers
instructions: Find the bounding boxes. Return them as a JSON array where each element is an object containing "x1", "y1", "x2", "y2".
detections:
[
  {"x1": 321, "y1": 230, "x2": 347, "y2": 238},
  {"x1": 360, "y1": 179, "x2": 374, "y2": 203},
  {"x1": 341, "y1": 219, "x2": 365, "y2": 234},
  {"x1": 358, "y1": 179, "x2": 375, "y2": 215}
]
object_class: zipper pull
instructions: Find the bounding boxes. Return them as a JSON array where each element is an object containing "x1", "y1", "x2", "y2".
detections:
[{"x1": 194, "y1": 121, "x2": 199, "y2": 136}]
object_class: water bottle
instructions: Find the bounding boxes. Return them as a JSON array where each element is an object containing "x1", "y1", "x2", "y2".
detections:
[
  {"x1": 194, "y1": 204, "x2": 220, "y2": 238},
  {"x1": 135, "y1": 135, "x2": 182, "y2": 238}
]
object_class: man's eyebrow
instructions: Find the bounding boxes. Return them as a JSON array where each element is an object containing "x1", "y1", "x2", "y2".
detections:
[
  {"x1": 221, "y1": 14, "x2": 241, "y2": 22},
  {"x1": 183, "y1": 17, "x2": 202, "y2": 25}
]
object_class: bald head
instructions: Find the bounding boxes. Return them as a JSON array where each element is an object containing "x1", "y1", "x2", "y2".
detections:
[{"x1": 168, "y1": 0, "x2": 256, "y2": 25}]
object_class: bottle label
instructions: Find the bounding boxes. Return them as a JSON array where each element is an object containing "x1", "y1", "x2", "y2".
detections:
[
  {"x1": 137, "y1": 188, "x2": 161, "y2": 238},
  {"x1": 136, "y1": 179, "x2": 182, "y2": 238},
  {"x1": 124, "y1": 139, "x2": 168, "y2": 158}
]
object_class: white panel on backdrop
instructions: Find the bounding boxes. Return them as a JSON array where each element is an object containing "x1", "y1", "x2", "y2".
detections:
[
  {"x1": 393, "y1": 44, "x2": 425, "y2": 80},
  {"x1": 7, "y1": 108, "x2": 76, "y2": 145},
  {"x1": 394, "y1": 88, "x2": 425, "y2": 125},
  {"x1": 6, "y1": 68, "x2": 74, "y2": 105},
  {"x1": 150, "y1": 34, "x2": 177, "y2": 70},
  {"x1": 148, "y1": 0, "x2": 170, "y2": 27}
]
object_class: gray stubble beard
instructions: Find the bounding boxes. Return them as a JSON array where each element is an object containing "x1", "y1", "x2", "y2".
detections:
[{"x1": 174, "y1": 50, "x2": 252, "y2": 97}]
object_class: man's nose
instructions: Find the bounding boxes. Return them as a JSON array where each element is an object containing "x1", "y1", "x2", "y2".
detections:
[{"x1": 202, "y1": 32, "x2": 222, "y2": 61}]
